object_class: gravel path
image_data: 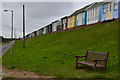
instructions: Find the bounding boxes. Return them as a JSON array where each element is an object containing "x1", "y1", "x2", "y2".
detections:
[{"x1": 2, "y1": 67, "x2": 54, "y2": 78}]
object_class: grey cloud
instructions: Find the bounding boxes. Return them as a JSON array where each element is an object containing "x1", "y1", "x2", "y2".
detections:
[{"x1": 2, "y1": 2, "x2": 90, "y2": 38}]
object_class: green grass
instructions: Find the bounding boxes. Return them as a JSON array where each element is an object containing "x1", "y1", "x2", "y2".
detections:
[
  {"x1": 0, "y1": 43, "x2": 2, "y2": 46},
  {"x1": 2, "y1": 20, "x2": 119, "y2": 78}
]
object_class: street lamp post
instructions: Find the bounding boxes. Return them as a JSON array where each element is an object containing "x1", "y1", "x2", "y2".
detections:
[{"x1": 3, "y1": 9, "x2": 14, "y2": 55}]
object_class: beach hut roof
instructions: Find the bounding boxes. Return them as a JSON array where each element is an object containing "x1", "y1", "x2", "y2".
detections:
[{"x1": 68, "y1": 3, "x2": 94, "y2": 17}]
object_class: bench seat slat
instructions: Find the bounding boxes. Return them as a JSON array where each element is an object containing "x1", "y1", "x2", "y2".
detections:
[
  {"x1": 87, "y1": 51, "x2": 107, "y2": 55},
  {"x1": 78, "y1": 61, "x2": 104, "y2": 68}
]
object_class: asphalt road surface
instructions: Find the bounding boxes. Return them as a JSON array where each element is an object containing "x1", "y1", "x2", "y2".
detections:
[{"x1": 0, "y1": 43, "x2": 13, "y2": 56}]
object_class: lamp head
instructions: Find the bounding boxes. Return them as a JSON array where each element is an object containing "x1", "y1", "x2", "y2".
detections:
[{"x1": 3, "y1": 9, "x2": 8, "y2": 12}]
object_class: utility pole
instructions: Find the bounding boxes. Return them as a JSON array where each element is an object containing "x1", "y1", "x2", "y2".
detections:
[{"x1": 23, "y1": 5, "x2": 25, "y2": 48}]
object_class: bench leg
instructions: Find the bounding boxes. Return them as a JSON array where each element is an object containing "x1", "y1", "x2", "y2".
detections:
[
  {"x1": 76, "y1": 63, "x2": 78, "y2": 68},
  {"x1": 76, "y1": 61, "x2": 78, "y2": 68},
  {"x1": 103, "y1": 67, "x2": 106, "y2": 73},
  {"x1": 93, "y1": 66, "x2": 97, "y2": 72}
]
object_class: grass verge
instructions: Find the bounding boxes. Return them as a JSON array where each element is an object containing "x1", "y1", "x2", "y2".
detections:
[{"x1": 2, "y1": 20, "x2": 119, "y2": 78}]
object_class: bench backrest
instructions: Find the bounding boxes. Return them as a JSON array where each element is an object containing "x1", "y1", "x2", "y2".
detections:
[{"x1": 85, "y1": 50, "x2": 109, "y2": 65}]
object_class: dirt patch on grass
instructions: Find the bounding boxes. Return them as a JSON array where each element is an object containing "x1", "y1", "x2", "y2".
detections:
[{"x1": 2, "y1": 67, "x2": 54, "y2": 78}]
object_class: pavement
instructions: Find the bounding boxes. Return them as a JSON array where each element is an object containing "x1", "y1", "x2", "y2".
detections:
[
  {"x1": 0, "y1": 42, "x2": 14, "y2": 79},
  {"x1": 0, "y1": 43, "x2": 13, "y2": 56}
]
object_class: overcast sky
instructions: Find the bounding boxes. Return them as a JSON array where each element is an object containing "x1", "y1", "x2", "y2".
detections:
[{"x1": 1, "y1": 1, "x2": 104, "y2": 38}]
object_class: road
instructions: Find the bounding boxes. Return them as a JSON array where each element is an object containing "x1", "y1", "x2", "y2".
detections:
[{"x1": 0, "y1": 43, "x2": 13, "y2": 56}]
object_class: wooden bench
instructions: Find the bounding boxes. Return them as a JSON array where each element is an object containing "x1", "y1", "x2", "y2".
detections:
[{"x1": 75, "y1": 50, "x2": 109, "y2": 71}]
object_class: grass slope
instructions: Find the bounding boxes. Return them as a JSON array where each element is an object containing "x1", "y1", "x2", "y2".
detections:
[{"x1": 3, "y1": 20, "x2": 119, "y2": 78}]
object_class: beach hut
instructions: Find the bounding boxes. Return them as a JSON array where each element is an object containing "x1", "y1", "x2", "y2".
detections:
[
  {"x1": 112, "y1": 0, "x2": 120, "y2": 19},
  {"x1": 52, "y1": 20, "x2": 61, "y2": 32},
  {"x1": 118, "y1": 0, "x2": 120, "y2": 18},
  {"x1": 57, "y1": 20, "x2": 62, "y2": 31},
  {"x1": 39, "y1": 29, "x2": 42, "y2": 35},
  {"x1": 29, "y1": 33, "x2": 32, "y2": 38},
  {"x1": 43, "y1": 27, "x2": 46, "y2": 34},
  {"x1": 86, "y1": 2, "x2": 103, "y2": 25},
  {"x1": 31, "y1": 32, "x2": 35, "y2": 37},
  {"x1": 99, "y1": 0, "x2": 120, "y2": 22},
  {"x1": 46, "y1": 25, "x2": 49, "y2": 34},
  {"x1": 67, "y1": 13, "x2": 76, "y2": 28},
  {"x1": 99, "y1": 2, "x2": 113, "y2": 21},
  {"x1": 52, "y1": 21, "x2": 57, "y2": 32},
  {"x1": 27, "y1": 33, "x2": 32, "y2": 38},
  {"x1": 34, "y1": 31, "x2": 37, "y2": 36},
  {"x1": 76, "y1": 4, "x2": 92, "y2": 26},
  {"x1": 105, "y1": 2, "x2": 113, "y2": 20},
  {"x1": 61, "y1": 16, "x2": 68, "y2": 29},
  {"x1": 48, "y1": 24, "x2": 52, "y2": 33},
  {"x1": 42, "y1": 28, "x2": 44, "y2": 34},
  {"x1": 36, "y1": 30, "x2": 40, "y2": 36}
]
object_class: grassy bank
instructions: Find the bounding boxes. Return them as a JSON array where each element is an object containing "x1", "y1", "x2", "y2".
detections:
[{"x1": 2, "y1": 20, "x2": 119, "y2": 78}]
